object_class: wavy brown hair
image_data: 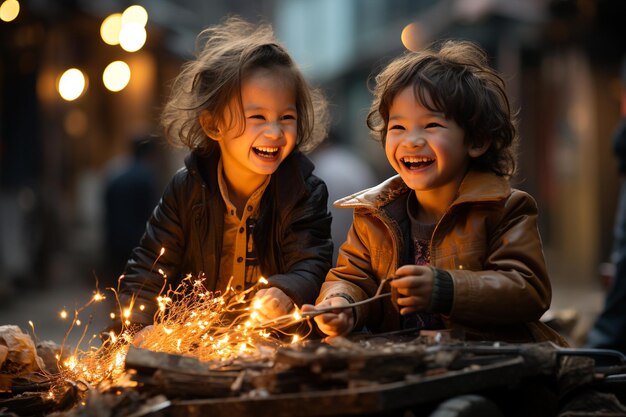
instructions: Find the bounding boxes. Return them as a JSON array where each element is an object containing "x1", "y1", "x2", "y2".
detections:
[
  {"x1": 161, "y1": 16, "x2": 329, "y2": 155},
  {"x1": 367, "y1": 40, "x2": 518, "y2": 177}
]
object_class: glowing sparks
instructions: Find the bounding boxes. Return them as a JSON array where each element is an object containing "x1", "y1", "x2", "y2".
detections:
[{"x1": 48, "y1": 272, "x2": 311, "y2": 398}]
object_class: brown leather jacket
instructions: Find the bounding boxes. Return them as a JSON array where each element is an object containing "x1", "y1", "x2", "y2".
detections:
[{"x1": 318, "y1": 170, "x2": 567, "y2": 346}]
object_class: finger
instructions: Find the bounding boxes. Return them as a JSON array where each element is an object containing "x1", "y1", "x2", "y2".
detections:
[
  {"x1": 396, "y1": 295, "x2": 421, "y2": 306},
  {"x1": 390, "y1": 276, "x2": 429, "y2": 290},
  {"x1": 399, "y1": 306, "x2": 419, "y2": 315},
  {"x1": 395, "y1": 264, "x2": 423, "y2": 276},
  {"x1": 300, "y1": 304, "x2": 315, "y2": 313}
]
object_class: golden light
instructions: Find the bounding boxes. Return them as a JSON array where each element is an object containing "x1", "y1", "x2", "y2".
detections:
[
  {"x1": 0, "y1": 0, "x2": 18, "y2": 22},
  {"x1": 119, "y1": 22, "x2": 146, "y2": 52},
  {"x1": 102, "y1": 60, "x2": 130, "y2": 92},
  {"x1": 100, "y1": 13, "x2": 122, "y2": 45},
  {"x1": 57, "y1": 68, "x2": 86, "y2": 101},
  {"x1": 401, "y1": 22, "x2": 425, "y2": 52},
  {"x1": 121, "y1": 5, "x2": 148, "y2": 27},
  {"x1": 60, "y1": 310, "x2": 68, "y2": 319}
]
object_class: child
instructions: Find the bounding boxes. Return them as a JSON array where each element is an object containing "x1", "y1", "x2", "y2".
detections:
[
  {"x1": 116, "y1": 17, "x2": 333, "y2": 329},
  {"x1": 304, "y1": 40, "x2": 567, "y2": 346}
]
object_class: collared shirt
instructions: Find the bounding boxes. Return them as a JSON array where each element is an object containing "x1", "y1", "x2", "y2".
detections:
[{"x1": 216, "y1": 158, "x2": 270, "y2": 293}]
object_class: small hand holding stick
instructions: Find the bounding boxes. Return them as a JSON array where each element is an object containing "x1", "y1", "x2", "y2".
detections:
[{"x1": 256, "y1": 276, "x2": 396, "y2": 330}]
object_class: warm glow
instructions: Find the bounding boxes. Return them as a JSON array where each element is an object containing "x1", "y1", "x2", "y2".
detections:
[
  {"x1": 60, "y1": 310, "x2": 68, "y2": 319},
  {"x1": 0, "y1": 0, "x2": 19, "y2": 22},
  {"x1": 119, "y1": 22, "x2": 146, "y2": 52},
  {"x1": 401, "y1": 22, "x2": 425, "y2": 52},
  {"x1": 58, "y1": 68, "x2": 86, "y2": 101},
  {"x1": 100, "y1": 13, "x2": 122, "y2": 45},
  {"x1": 102, "y1": 61, "x2": 130, "y2": 92},
  {"x1": 121, "y1": 5, "x2": 148, "y2": 27}
]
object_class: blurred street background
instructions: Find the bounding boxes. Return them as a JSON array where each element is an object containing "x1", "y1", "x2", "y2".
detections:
[{"x1": 0, "y1": 0, "x2": 624, "y2": 348}]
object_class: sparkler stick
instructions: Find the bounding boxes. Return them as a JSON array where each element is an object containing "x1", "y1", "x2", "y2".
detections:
[{"x1": 256, "y1": 276, "x2": 397, "y2": 330}]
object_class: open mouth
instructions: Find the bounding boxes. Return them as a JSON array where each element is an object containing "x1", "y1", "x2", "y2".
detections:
[
  {"x1": 401, "y1": 156, "x2": 434, "y2": 170},
  {"x1": 253, "y1": 146, "x2": 280, "y2": 159}
]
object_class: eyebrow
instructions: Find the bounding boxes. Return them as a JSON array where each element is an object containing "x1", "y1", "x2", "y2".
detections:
[
  {"x1": 243, "y1": 106, "x2": 297, "y2": 115},
  {"x1": 388, "y1": 111, "x2": 445, "y2": 120}
]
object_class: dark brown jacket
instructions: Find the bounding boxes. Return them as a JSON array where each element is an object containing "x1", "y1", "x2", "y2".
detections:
[
  {"x1": 119, "y1": 150, "x2": 333, "y2": 326},
  {"x1": 318, "y1": 170, "x2": 567, "y2": 346}
]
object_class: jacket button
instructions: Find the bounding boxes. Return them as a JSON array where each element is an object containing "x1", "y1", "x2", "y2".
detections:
[
  {"x1": 246, "y1": 205, "x2": 252, "y2": 212},
  {"x1": 237, "y1": 256, "x2": 243, "y2": 263},
  {"x1": 235, "y1": 285, "x2": 242, "y2": 291},
  {"x1": 239, "y1": 227, "x2": 244, "y2": 233}
]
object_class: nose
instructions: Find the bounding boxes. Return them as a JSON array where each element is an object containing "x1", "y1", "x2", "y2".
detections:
[
  {"x1": 405, "y1": 130, "x2": 426, "y2": 147},
  {"x1": 264, "y1": 121, "x2": 283, "y2": 140}
]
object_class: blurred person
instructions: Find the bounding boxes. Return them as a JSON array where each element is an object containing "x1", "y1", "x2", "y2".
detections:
[
  {"x1": 586, "y1": 58, "x2": 626, "y2": 353},
  {"x1": 303, "y1": 40, "x2": 567, "y2": 346},
  {"x1": 103, "y1": 134, "x2": 161, "y2": 289},
  {"x1": 310, "y1": 131, "x2": 377, "y2": 264},
  {"x1": 115, "y1": 17, "x2": 332, "y2": 332}
]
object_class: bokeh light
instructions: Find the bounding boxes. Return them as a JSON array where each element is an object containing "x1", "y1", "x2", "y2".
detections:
[
  {"x1": 58, "y1": 68, "x2": 86, "y2": 101},
  {"x1": 100, "y1": 13, "x2": 122, "y2": 46},
  {"x1": 401, "y1": 22, "x2": 425, "y2": 52},
  {"x1": 103, "y1": 61, "x2": 131, "y2": 92},
  {"x1": 119, "y1": 22, "x2": 146, "y2": 52},
  {"x1": 121, "y1": 5, "x2": 148, "y2": 27},
  {"x1": 0, "y1": 0, "x2": 20, "y2": 22}
]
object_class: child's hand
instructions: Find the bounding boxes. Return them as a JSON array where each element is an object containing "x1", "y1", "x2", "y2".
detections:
[
  {"x1": 253, "y1": 287, "x2": 294, "y2": 321},
  {"x1": 390, "y1": 265, "x2": 434, "y2": 315},
  {"x1": 302, "y1": 297, "x2": 354, "y2": 337}
]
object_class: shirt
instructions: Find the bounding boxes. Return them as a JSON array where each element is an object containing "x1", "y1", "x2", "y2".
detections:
[{"x1": 216, "y1": 159, "x2": 270, "y2": 293}]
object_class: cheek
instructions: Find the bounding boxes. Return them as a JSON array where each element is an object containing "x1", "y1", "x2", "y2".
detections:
[{"x1": 385, "y1": 140, "x2": 399, "y2": 167}]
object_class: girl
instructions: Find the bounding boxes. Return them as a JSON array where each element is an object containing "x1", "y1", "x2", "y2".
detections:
[
  {"x1": 304, "y1": 40, "x2": 567, "y2": 346},
  {"x1": 117, "y1": 17, "x2": 332, "y2": 329}
]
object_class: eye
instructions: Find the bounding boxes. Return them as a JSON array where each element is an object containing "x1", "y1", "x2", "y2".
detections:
[
  {"x1": 248, "y1": 114, "x2": 265, "y2": 120},
  {"x1": 280, "y1": 114, "x2": 296, "y2": 121},
  {"x1": 388, "y1": 124, "x2": 405, "y2": 131},
  {"x1": 425, "y1": 122, "x2": 443, "y2": 129}
]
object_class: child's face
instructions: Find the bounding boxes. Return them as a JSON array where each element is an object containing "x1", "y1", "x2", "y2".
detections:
[
  {"x1": 385, "y1": 86, "x2": 473, "y2": 194},
  {"x1": 213, "y1": 68, "x2": 297, "y2": 181}
]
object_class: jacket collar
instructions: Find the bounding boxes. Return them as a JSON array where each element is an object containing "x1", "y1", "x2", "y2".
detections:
[{"x1": 336, "y1": 170, "x2": 511, "y2": 210}]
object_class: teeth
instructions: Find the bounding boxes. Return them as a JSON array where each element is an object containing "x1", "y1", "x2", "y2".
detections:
[
  {"x1": 255, "y1": 147, "x2": 279, "y2": 153},
  {"x1": 401, "y1": 156, "x2": 433, "y2": 163}
]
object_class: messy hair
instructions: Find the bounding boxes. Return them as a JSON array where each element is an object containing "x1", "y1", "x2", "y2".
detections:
[
  {"x1": 161, "y1": 16, "x2": 329, "y2": 155},
  {"x1": 367, "y1": 40, "x2": 518, "y2": 177}
]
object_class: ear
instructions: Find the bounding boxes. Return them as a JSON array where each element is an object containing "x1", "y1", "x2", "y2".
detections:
[
  {"x1": 199, "y1": 111, "x2": 220, "y2": 141},
  {"x1": 468, "y1": 139, "x2": 491, "y2": 158}
]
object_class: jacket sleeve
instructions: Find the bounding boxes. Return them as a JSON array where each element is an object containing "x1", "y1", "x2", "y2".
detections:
[
  {"x1": 447, "y1": 191, "x2": 552, "y2": 326},
  {"x1": 117, "y1": 173, "x2": 187, "y2": 327},
  {"x1": 267, "y1": 175, "x2": 333, "y2": 306},
  {"x1": 317, "y1": 212, "x2": 384, "y2": 331}
]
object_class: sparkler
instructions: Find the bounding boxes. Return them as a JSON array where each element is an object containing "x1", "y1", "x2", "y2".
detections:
[{"x1": 55, "y1": 269, "x2": 312, "y2": 391}]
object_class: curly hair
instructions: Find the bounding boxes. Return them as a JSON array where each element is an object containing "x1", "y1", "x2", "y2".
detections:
[
  {"x1": 367, "y1": 40, "x2": 518, "y2": 178},
  {"x1": 161, "y1": 16, "x2": 329, "y2": 155}
]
